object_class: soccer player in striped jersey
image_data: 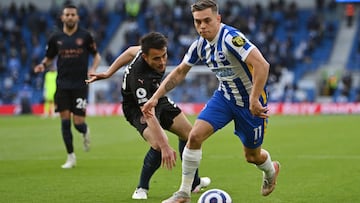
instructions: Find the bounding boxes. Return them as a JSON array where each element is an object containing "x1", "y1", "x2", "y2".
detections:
[{"x1": 142, "y1": 0, "x2": 280, "y2": 202}]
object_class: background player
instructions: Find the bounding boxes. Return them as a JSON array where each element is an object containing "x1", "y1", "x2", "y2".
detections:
[
  {"x1": 42, "y1": 66, "x2": 57, "y2": 118},
  {"x1": 34, "y1": 4, "x2": 101, "y2": 169}
]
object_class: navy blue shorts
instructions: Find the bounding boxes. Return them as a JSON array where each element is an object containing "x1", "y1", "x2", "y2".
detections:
[
  {"x1": 55, "y1": 87, "x2": 88, "y2": 116},
  {"x1": 122, "y1": 97, "x2": 181, "y2": 135}
]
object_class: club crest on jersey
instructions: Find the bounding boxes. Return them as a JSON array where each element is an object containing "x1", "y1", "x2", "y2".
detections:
[
  {"x1": 76, "y1": 38, "x2": 83, "y2": 46},
  {"x1": 232, "y1": 36, "x2": 245, "y2": 47},
  {"x1": 218, "y1": 51, "x2": 226, "y2": 61}
]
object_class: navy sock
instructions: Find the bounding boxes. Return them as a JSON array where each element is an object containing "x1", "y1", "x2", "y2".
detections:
[
  {"x1": 74, "y1": 123, "x2": 87, "y2": 134},
  {"x1": 179, "y1": 139, "x2": 200, "y2": 189},
  {"x1": 138, "y1": 147, "x2": 161, "y2": 190},
  {"x1": 61, "y1": 119, "x2": 73, "y2": 153}
]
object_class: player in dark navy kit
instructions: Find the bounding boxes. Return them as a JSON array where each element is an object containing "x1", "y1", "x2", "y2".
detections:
[
  {"x1": 86, "y1": 32, "x2": 210, "y2": 200},
  {"x1": 34, "y1": 4, "x2": 101, "y2": 169}
]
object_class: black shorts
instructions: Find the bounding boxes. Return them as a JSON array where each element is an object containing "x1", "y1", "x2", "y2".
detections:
[
  {"x1": 55, "y1": 87, "x2": 88, "y2": 116},
  {"x1": 122, "y1": 97, "x2": 181, "y2": 135}
]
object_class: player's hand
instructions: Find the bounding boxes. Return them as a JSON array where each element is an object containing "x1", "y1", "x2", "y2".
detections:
[
  {"x1": 160, "y1": 146, "x2": 177, "y2": 170},
  {"x1": 249, "y1": 97, "x2": 269, "y2": 118},
  {"x1": 33, "y1": 64, "x2": 46, "y2": 73},
  {"x1": 142, "y1": 98, "x2": 158, "y2": 118},
  {"x1": 85, "y1": 72, "x2": 109, "y2": 84}
]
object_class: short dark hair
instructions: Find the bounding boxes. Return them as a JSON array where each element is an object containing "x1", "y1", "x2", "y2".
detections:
[
  {"x1": 140, "y1": 32, "x2": 168, "y2": 54},
  {"x1": 63, "y1": 4, "x2": 77, "y2": 10},
  {"x1": 191, "y1": 0, "x2": 218, "y2": 13}
]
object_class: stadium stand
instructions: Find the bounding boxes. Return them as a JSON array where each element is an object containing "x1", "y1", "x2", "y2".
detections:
[
  {"x1": 0, "y1": 0, "x2": 123, "y2": 105},
  {"x1": 0, "y1": 0, "x2": 359, "y2": 108}
]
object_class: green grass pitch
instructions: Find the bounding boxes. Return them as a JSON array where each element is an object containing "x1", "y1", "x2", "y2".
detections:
[{"x1": 0, "y1": 114, "x2": 359, "y2": 203}]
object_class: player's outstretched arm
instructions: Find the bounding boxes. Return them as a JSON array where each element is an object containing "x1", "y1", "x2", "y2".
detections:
[
  {"x1": 86, "y1": 46, "x2": 141, "y2": 84},
  {"x1": 142, "y1": 62, "x2": 191, "y2": 116}
]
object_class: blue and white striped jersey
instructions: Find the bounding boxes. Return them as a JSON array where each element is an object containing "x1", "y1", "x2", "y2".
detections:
[{"x1": 183, "y1": 23, "x2": 267, "y2": 107}]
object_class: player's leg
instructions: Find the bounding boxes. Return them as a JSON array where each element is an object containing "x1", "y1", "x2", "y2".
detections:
[
  {"x1": 243, "y1": 146, "x2": 280, "y2": 196},
  {"x1": 55, "y1": 89, "x2": 76, "y2": 168},
  {"x1": 123, "y1": 106, "x2": 161, "y2": 199},
  {"x1": 43, "y1": 99, "x2": 50, "y2": 117},
  {"x1": 162, "y1": 120, "x2": 214, "y2": 203},
  {"x1": 59, "y1": 110, "x2": 73, "y2": 153},
  {"x1": 43, "y1": 90, "x2": 55, "y2": 118},
  {"x1": 168, "y1": 112, "x2": 210, "y2": 193},
  {"x1": 72, "y1": 88, "x2": 90, "y2": 151},
  {"x1": 162, "y1": 93, "x2": 232, "y2": 203},
  {"x1": 73, "y1": 114, "x2": 90, "y2": 151},
  {"x1": 254, "y1": 148, "x2": 280, "y2": 196},
  {"x1": 49, "y1": 100, "x2": 56, "y2": 118},
  {"x1": 133, "y1": 137, "x2": 161, "y2": 199},
  {"x1": 179, "y1": 119, "x2": 213, "y2": 192},
  {"x1": 234, "y1": 107, "x2": 280, "y2": 196},
  {"x1": 59, "y1": 110, "x2": 76, "y2": 168},
  {"x1": 49, "y1": 90, "x2": 56, "y2": 118}
]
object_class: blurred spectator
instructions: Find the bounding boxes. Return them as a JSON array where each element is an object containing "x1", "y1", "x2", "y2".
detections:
[
  {"x1": 334, "y1": 71, "x2": 353, "y2": 102},
  {"x1": 316, "y1": 0, "x2": 325, "y2": 12},
  {"x1": 326, "y1": 73, "x2": 338, "y2": 96},
  {"x1": 2, "y1": 85, "x2": 16, "y2": 104},
  {"x1": 284, "y1": 1, "x2": 299, "y2": 32},
  {"x1": 31, "y1": 36, "x2": 43, "y2": 63},
  {"x1": 104, "y1": 49, "x2": 115, "y2": 66},
  {"x1": 356, "y1": 89, "x2": 360, "y2": 102},
  {"x1": 125, "y1": 0, "x2": 141, "y2": 19},
  {"x1": 7, "y1": 48, "x2": 21, "y2": 80},
  {"x1": 16, "y1": 82, "x2": 33, "y2": 114},
  {"x1": 345, "y1": 3, "x2": 355, "y2": 27},
  {"x1": 358, "y1": 39, "x2": 360, "y2": 57},
  {"x1": 0, "y1": 51, "x2": 6, "y2": 74}
]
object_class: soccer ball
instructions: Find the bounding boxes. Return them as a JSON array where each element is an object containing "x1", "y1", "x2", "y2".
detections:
[{"x1": 197, "y1": 189, "x2": 232, "y2": 203}]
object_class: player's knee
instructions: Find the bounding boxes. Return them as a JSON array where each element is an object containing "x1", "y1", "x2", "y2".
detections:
[
  {"x1": 74, "y1": 123, "x2": 87, "y2": 134},
  {"x1": 244, "y1": 153, "x2": 262, "y2": 164},
  {"x1": 245, "y1": 153, "x2": 258, "y2": 164},
  {"x1": 187, "y1": 133, "x2": 204, "y2": 148}
]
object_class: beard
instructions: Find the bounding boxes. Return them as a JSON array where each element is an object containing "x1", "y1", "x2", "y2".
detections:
[{"x1": 64, "y1": 21, "x2": 77, "y2": 30}]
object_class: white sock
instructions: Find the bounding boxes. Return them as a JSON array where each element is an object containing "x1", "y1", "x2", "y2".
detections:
[
  {"x1": 68, "y1": 153, "x2": 76, "y2": 160},
  {"x1": 256, "y1": 149, "x2": 274, "y2": 178},
  {"x1": 179, "y1": 147, "x2": 202, "y2": 195}
]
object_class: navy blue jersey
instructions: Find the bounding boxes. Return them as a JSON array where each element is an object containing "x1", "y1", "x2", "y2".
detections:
[
  {"x1": 45, "y1": 27, "x2": 98, "y2": 89},
  {"x1": 121, "y1": 50, "x2": 165, "y2": 107}
]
